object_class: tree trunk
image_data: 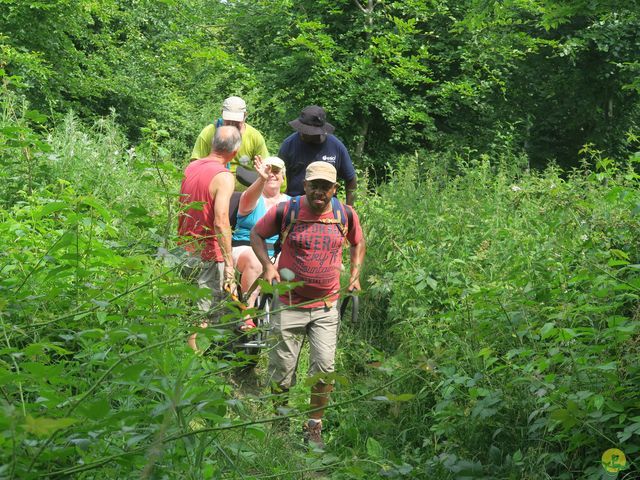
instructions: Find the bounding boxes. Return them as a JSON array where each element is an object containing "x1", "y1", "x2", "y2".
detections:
[{"x1": 355, "y1": 120, "x2": 368, "y2": 159}]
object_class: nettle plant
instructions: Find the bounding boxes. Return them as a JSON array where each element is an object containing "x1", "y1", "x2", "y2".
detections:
[{"x1": 0, "y1": 90, "x2": 52, "y2": 207}]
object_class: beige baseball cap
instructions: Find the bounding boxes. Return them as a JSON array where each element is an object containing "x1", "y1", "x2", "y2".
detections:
[
  {"x1": 305, "y1": 161, "x2": 337, "y2": 183},
  {"x1": 221, "y1": 96, "x2": 246, "y2": 122},
  {"x1": 264, "y1": 156, "x2": 285, "y2": 172}
]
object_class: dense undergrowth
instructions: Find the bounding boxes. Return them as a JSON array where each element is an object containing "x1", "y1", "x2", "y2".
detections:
[
  {"x1": 1, "y1": 93, "x2": 639, "y2": 478},
  {"x1": 0, "y1": 97, "x2": 408, "y2": 479},
  {"x1": 0, "y1": 101, "x2": 280, "y2": 478},
  {"x1": 336, "y1": 153, "x2": 640, "y2": 478}
]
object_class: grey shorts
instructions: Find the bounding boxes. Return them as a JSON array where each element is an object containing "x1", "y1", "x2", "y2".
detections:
[
  {"x1": 181, "y1": 255, "x2": 225, "y2": 320},
  {"x1": 267, "y1": 304, "x2": 340, "y2": 390}
]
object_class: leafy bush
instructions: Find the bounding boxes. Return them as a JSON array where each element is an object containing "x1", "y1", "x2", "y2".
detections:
[
  {"x1": 336, "y1": 153, "x2": 640, "y2": 478},
  {"x1": 0, "y1": 110, "x2": 279, "y2": 478}
]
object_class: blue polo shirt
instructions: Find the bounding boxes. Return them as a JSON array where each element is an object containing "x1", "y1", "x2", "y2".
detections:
[{"x1": 278, "y1": 133, "x2": 356, "y2": 197}]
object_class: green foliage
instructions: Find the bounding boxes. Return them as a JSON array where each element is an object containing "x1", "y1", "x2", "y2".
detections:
[
  {"x1": 213, "y1": 0, "x2": 640, "y2": 174},
  {"x1": 0, "y1": 88, "x2": 52, "y2": 205},
  {"x1": 336, "y1": 152, "x2": 640, "y2": 478},
  {"x1": 0, "y1": 0, "x2": 245, "y2": 146},
  {"x1": 3, "y1": 2, "x2": 640, "y2": 477},
  {"x1": 0, "y1": 110, "x2": 288, "y2": 478},
  {"x1": 3, "y1": 0, "x2": 640, "y2": 172},
  {"x1": 215, "y1": 0, "x2": 440, "y2": 172}
]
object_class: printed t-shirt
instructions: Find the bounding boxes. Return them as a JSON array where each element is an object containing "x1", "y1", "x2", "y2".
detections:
[
  {"x1": 278, "y1": 133, "x2": 356, "y2": 197},
  {"x1": 178, "y1": 158, "x2": 230, "y2": 262},
  {"x1": 253, "y1": 196, "x2": 363, "y2": 308}
]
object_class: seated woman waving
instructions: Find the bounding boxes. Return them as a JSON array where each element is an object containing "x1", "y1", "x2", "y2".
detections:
[{"x1": 232, "y1": 156, "x2": 289, "y2": 330}]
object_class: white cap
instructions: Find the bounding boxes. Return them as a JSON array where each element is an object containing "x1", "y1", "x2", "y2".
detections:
[
  {"x1": 221, "y1": 96, "x2": 246, "y2": 122},
  {"x1": 264, "y1": 156, "x2": 285, "y2": 172}
]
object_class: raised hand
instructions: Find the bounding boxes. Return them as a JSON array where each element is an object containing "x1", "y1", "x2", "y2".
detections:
[{"x1": 253, "y1": 155, "x2": 270, "y2": 181}]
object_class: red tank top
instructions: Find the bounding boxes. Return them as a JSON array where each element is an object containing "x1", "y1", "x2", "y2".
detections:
[{"x1": 178, "y1": 158, "x2": 229, "y2": 261}]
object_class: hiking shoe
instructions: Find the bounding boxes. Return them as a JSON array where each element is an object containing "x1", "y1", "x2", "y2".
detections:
[{"x1": 302, "y1": 419, "x2": 324, "y2": 449}]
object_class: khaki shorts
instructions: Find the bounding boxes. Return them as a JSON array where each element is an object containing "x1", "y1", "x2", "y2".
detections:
[
  {"x1": 267, "y1": 304, "x2": 339, "y2": 390},
  {"x1": 181, "y1": 255, "x2": 225, "y2": 320}
]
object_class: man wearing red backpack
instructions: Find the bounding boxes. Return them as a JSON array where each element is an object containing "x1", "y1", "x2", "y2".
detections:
[{"x1": 250, "y1": 161, "x2": 366, "y2": 449}]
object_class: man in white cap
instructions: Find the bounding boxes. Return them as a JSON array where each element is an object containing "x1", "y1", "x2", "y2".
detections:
[
  {"x1": 279, "y1": 105, "x2": 357, "y2": 205},
  {"x1": 191, "y1": 96, "x2": 269, "y2": 183},
  {"x1": 250, "y1": 161, "x2": 366, "y2": 448}
]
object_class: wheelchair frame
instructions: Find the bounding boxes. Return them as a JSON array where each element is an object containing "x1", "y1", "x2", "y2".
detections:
[{"x1": 234, "y1": 288, "x2": 359, "y2": 357}]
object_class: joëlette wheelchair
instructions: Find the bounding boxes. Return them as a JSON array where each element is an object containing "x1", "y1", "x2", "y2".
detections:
[{"x1": 233, "y1": 281, "x2": 360, "y2": 364}]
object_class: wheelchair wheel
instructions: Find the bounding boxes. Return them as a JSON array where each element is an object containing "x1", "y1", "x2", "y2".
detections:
[
  {"x1": 340, "y1": 293, "x2": 359, "y2": 323},
  {"x1": 234, "y1": 292, "x2": 274, "y2": 368}
]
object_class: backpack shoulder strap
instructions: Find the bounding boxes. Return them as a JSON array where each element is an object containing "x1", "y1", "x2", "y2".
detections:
[
  {"x1": 331, "y1": 197, "x2": 350, "y2": 237},
  {"x1": 228, "y1": 191, "x2": 243, "y2": 230},
  {"x1": 281, "y1": 196, "x2": 301, "y2": 242},
  {"x1": 274, "y1": 199, "x2": 286, "y2": 231},
  {"x1": 272, "y1": 196, "x2": 300, "y2": 257}
]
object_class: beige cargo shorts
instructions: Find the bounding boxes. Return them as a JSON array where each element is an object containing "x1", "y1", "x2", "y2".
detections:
[{"x1": 267, "y1": 304, "x2": 340, "y2": 390}]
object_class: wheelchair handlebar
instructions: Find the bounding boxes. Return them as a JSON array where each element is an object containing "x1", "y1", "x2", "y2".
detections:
[
  {"x1": 265, "y1": 280, "x2": 358, "y2": 322},
  {"x1": 340, "y1": 293, "x2": 359, "y2": 323},
  {"x1": 236, "y1": 165, "x2": 259, "y2": 187}
]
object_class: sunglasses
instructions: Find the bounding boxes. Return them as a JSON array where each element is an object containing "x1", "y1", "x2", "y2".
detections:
[{"x1": 269, "y1": 166, "x2": 282, "y2": 174}]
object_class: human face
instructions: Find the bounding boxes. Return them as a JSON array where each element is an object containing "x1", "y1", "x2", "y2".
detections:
[
  {"x1": 299, "y1": 133, "x2": 326, "y2": 144},
  {"x1": 266, "y1": 167, "x2": 284, "y2": 187},
  {"x1": 223, "y1": 119, "x2": 246, "y2": 134},
  {"x1": 304, "y1": 179, "x2": 338, "y2": 213}
]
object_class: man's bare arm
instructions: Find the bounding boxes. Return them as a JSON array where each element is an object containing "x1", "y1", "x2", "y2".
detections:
[
  {"x1": 211, "y1": 171, "x2": 235, "y2": 281},
  {"x1": 348, "y1": 237, "x2": 366, "y2": 291},
  {"x1": 345, "y1": 177, "x2": 357, "y2": 206},
  {"x1": 250, "y1": 227, "x2": 280, "y2": 283}
]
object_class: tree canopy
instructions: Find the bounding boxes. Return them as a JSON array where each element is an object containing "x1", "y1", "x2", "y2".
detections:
[{"x1": 2, "y1": 0, "x2": 639, "y2": 171}]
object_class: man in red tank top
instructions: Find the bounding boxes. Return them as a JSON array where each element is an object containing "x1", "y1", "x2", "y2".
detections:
[
  {"x1": 178, "y1": 126, "x2": 239, "y2": 351},
  {"x1": 251, "y1": 161, "x2": 366, "y2": 449}
]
